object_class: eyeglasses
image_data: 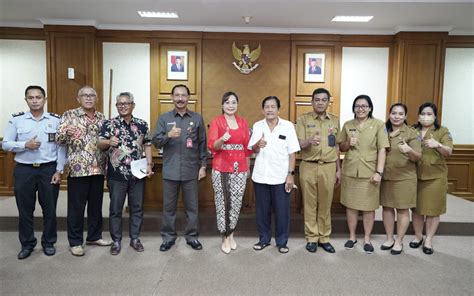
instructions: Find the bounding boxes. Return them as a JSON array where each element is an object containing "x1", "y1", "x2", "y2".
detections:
[
  {"x1": 116, "y1": 102, "x2": 133, "y2": 107},
  {"x1": 80, "y1": 93, "x2": 97, "y2": 99},
  {"x1": 354, "y1": 105, "x2": 370, "y2": 110}
]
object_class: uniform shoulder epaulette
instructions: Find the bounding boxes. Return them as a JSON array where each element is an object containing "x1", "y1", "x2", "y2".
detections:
[
  {"x1": 49, "y1": 112, "x2": 61, "y2": 118},
  {"x1": 12, "y1": 112, "x2": 24, "y2": 117}
]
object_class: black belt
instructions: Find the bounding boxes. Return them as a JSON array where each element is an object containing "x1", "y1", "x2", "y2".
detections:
[
  {"x1": 17, "y1": 161, "x2": 56, "y2": 168},
  {"x1": 303, "y1": 160, "x2": 334, "y2": 164}
]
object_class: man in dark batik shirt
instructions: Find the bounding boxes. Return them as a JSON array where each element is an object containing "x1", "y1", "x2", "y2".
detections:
[{"x1": 98, "y1": 92, "x2": 153, "y2": 255}]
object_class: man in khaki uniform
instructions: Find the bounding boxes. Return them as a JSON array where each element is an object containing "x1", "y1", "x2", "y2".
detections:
[{"x1": 296, "y1": 88, "x2": 341, "y2": 253}]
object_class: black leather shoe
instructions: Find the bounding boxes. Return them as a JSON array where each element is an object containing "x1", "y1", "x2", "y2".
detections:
[
  {"x1": 380, "y1": 241, "x2": 395, "y2": 251},
  {"x1": 422, "y1": 245, "x2": 434, "y2": 255},
  {"x1": 320, "y1": 242, "x2": 336, "y2": 253},
  {"x1": 130, "y1": 239, "x2": 144, "y2": 252},
  {"x1": 110, "y1": 241, "x2": 121, "y2": 255},
  {"x1": 18, "y1": 249, "x2": 33, "y2": 260},
  {"x1": 160, "y1": 241, "x2": 175, "y2": 252},
  {"x1": 186, "y1": 239, "x2": 203, "y2": 250},
  {"x1": 391, "y1": 245, "x2": 403, "y2": 255},
  {"x1": 409, "y1": 238, "x2": 424, "y2": 249},
  {"x1": 43, "y1": 246, "x2": 56, "y2": 256},
  {"x1": 305, "y1": 242, "x2": 317, "y2": 253}
]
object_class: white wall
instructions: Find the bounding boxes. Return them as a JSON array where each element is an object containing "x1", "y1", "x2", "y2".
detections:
[
  {"x1": 340, "y1": 47, "x2": 389, "y2": 125},
  {"x1": 442, "y1": 48, "x2": 474, "y2": 144},
  {"x1": 0, "y1": 40, "x2": 47, "y2": 137},
  {"x1": 102, "y1": 42, "x2": 151, "y2": 124}
]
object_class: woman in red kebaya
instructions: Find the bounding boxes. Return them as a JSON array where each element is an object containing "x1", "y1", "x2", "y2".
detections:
[{"x1": 208, "y1": 92, "x2": 252, "y2": 254}]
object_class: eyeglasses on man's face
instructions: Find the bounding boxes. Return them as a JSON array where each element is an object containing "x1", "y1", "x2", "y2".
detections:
[
  {"x1": 116, "y1": 102, "x2": 134, "y2": 108},
  {"x1": 80, "y1": 93, "x2": 97, "y2": 99}
]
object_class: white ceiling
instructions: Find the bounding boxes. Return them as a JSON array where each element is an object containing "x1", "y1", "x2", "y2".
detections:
[{"x1": 1, "y1": 0, "x2": 473, "y2": 35}]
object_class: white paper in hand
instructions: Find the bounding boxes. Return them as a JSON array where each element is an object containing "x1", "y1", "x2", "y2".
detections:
[{"x1": 131, "y1": 158, "x2": 148, "y2": 179}]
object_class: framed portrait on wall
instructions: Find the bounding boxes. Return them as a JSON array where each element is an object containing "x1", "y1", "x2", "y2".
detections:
[
  {"x1": 304, "y1": 53, "x2": 325, "y2": 83},
  {"x1": 167, "y1": 50, "x2": 188, "y2": 80}
]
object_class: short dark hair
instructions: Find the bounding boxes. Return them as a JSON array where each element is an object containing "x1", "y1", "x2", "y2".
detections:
[
  {"x1": 385, "y1": 103, "x2": 408, "y2": 132},
  {"x1": 352, "y1": 94, "x2": 374, "y2": 118},
  {"x1": 261, "y1": 96, "x2": 281, "y2": 109},
  {"x1": 171, "y1": 84, "x2": 190, "y2": 96},
  {"x1": 413, "y1": 102, "x2": 441, "y2": 130},
  {"x1": 312, "y1": 88, "x2": 331, "y2": 100},
  {"x1": 25, "y1": 85, "x2": 46, "y2": 97}
]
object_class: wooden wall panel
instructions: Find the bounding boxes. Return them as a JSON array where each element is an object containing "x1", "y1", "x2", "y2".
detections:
[
  {"x1": 149, "y1": 39, "x2": 202, "y2": 136},
  {"x1": 447, "y1": 146, "x2": 474, "y2": 200},
  {"x1": 391, "y1": 33, "x2": 446, "y2": 124},
  {"x1": 45, "y1": 26, "x2": 97, "y2": 115},
  {"x1": 289, "y1": 41, "x2": 341, "y2": 123},
  {"x1": 201, "y1": 37, "x2": 291, "y2": 127},
  {"x1": 0, "y1": 150, "x2": 15, "y2": 195}
]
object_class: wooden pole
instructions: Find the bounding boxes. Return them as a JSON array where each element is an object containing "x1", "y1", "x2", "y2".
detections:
[{"x1": 108, "y1": 68, "x2": 113, "y2": 119}]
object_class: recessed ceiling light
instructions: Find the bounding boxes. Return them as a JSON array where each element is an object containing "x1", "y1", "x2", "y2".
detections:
[
  {"x1": 137, "y1": 11, "x2": 179, "y2": 18},
  {"x1": 331, "y1": 16, "x2": 373, "y2": 23}
]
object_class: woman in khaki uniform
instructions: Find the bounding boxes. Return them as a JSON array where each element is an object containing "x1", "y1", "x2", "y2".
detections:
[
  {"x1": 338, "y1": 95, "x2": 389, "y2": 254},
  {"x1": 380, "y1": 103, "x2": 422, "y2": 255},
  {"x1": 410, "y1": 102, "x2": 453, "y2": 255}
]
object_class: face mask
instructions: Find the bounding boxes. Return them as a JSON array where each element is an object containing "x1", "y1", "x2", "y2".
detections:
[{"x1": 418, "y1": 115, "x2": 435, "y2": 126}]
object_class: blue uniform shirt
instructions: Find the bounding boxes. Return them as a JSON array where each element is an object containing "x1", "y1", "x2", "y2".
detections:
[{"x1": 2, "y1": 111, "x2": 66, "y2": 172}]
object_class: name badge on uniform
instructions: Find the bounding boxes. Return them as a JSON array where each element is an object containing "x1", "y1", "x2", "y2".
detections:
[
  {"x1": 328, "y1": 134, "x2": 336, "y2": 147},
  {"x1": 186, "y1": 138, "x2": 193, "y2": 148},
  {"x1": 278, "y1": 134, "x2": 286, "y2": 140},
  {"x1": 48, "y1": 133, "x2": 56, "y2": 142}
]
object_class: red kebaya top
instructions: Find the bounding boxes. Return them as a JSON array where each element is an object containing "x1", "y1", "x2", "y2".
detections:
[{"x1": 207, "y1": 114, "x2": 252, "y2": 173}]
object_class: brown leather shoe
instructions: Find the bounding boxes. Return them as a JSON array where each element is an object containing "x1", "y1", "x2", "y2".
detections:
[{"x1": 130, "y1": 239, "x2": 144, "y2": 252}]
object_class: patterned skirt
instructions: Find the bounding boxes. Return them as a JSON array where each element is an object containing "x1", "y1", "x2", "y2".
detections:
[{"x1": 211, "y1": 168, "x2": 248, "y2": 236}]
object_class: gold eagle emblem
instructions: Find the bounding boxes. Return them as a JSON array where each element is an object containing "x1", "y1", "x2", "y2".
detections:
[{"x1": 232, "y1": 42, "x2": 261, "y2": 74}]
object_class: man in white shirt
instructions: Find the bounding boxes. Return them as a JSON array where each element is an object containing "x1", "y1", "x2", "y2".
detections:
[{"x1": 248, "y1": 96, "x2": 300, "y2": 253}]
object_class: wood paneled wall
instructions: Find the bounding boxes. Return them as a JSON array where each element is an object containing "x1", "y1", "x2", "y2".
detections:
[
  {"x1": 202, "y1": 33, "x2": 291, "y2": 126},
  {"x1": 1, "y1": 26, "x2": 473, "y2": 205},
  {"x1": 44, "y1": 26, "x2": 97, "y2": 115},
  {"x1": 390, "y1": 32, "x2": 447, "y2": 124}
]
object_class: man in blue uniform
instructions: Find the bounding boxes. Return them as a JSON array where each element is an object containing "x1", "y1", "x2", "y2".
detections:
[{"x1": 2, "y1": 85, "x2": 66, "y2": 259}]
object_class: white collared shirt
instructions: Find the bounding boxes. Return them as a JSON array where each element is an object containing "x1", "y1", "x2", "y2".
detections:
[{"x1": 248, "y1": 117, "x2": 300, "y2": 185}]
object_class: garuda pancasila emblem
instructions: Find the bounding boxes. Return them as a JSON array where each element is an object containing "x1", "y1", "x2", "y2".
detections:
[{"x1": 232, "y1": 42, "x2": 261, "y2": 74}]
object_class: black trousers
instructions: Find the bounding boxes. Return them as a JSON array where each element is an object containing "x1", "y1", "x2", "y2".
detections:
[
  {"x1": 108, "y1": 178, "x2": 144, "y2": 242},
  {"x1": 13, "y1": 162, "x2": 59, "y2": 250},
  {"x1": 67, "y1": 175, "x2": 104, "y2": 247}
]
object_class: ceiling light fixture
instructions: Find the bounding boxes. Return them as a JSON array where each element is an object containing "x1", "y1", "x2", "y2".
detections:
[
  {"x1": 137, "y1": 11, "x2": 179, "y2": 18},
  {"x1": 331, "y1": 16, "x2": 373, "y2": 23}
]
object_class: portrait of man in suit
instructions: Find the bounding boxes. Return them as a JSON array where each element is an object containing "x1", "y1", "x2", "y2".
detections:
[
  {"x1": 304, "y1": 53, "x2": 325, "y2": 83},
  {"x1": 308, "y1": 58, "x2": 321, "y2": 74},
  {"x1": 171, "y1": 56, "x2": 185, "y2": 72}
]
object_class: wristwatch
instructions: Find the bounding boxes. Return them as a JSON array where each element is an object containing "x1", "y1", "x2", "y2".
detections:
[
  {"x1": 288, "y1": 170, "x2": 295, "y2": 176},
  {"x1": 376, "y1": 171, "x2": 383, "y2": 177}
]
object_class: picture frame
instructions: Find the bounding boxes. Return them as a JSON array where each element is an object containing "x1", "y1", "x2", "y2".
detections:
[
  {"x1": 167, "y1": 50, "x2": 188, "y2": 80},
  {"x1": 304, "y1": 53, "x2": 325, "y2": 83}
]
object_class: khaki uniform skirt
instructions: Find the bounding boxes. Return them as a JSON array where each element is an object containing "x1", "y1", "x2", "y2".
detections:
[
  {"x1": 380, "y1": 178, "x2": 417, "y2": 209},
  {"x1": 341, "y1": 175, "x2": 380, "y2": 211},
  {"x1": 414, "y1": 178, "x2": 447, "y2": 216}
]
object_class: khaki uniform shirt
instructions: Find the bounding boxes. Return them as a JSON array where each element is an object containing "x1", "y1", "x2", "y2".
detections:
[
  {"x1": 296, "y1": 112, "x2": 339, "y2": 162},
  {"x1": 417, "y1": 126, "x2": 453, "y2": 180},
  {"x1": 383, "y1": 124, "x2": 422, "y2": 181},
  {"x1": 337, "y1": 118, "x2": 389, "y2": 178}
]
